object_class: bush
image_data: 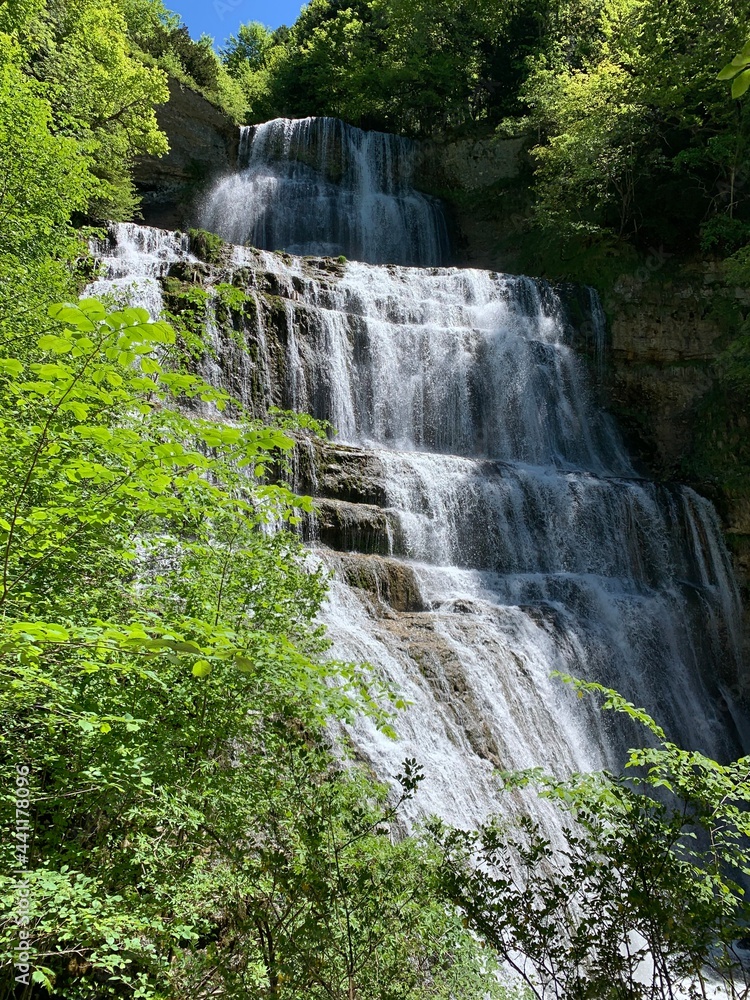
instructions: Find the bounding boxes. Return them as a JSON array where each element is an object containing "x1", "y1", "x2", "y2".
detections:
[
  {"x1": 431, "y1": 676, "x2": 750, "y2": 1000},
  {"x1": 700, "y1": 215, "x2": 750, "y2": 255}
]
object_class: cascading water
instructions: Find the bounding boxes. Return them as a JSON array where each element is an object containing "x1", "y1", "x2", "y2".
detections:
[
  {"x1": 198, "y1": 117, "x2": 450, "y2": 266},
  {"x1": 91, "y1": 117, "x2": 746, "y2": 833}
]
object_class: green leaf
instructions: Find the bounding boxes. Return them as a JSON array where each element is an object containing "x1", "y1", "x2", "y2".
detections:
[
  {"x1": 48, "y1": 304, "x2": 96, "y2": 332},
  {"x1": 38, "y1": 334, "x2": 73, "y2": 354},
  {"x1": 192, "y1": 660, "x2": 213, "y2": 678},
  {"x1": 165, "y1": 640, "x2": 203, "y2": 655},
  {"x1": 140, "y1": 357, "x2": 161, "y2": 375},
  {"x1": 36, "y1": 362, "x2": 72, "y2": 381},
  {"x1": 0, "y1": 358, "x2": 23, "y2": 375},
  {"x1": 122, "y1": 307, "x2": 151, "y2": 326},
  {"x1": 732, "y1": 70, "x2": 750, "y2": 98},
  {"x1": 77, "y1": 299, "x2": 107, "y2": 321},
  {"x1": 719, "y1": 62, "x2": 741, "y2": 80}
]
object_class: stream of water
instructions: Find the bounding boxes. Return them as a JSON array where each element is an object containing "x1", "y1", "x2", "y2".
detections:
[{"x1": 91, "y1": 117, "x2": 747, "y2": 832}]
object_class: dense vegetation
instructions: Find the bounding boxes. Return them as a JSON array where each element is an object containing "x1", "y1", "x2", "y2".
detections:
[
  {"x1": 2, "y1": 0, "x2": 750, "y2": 997},
  {"x1": 0, "y1": 300, "x2": 500, "y2": 998},
  {"x1": 213, "y1": 0, "x2": 750, "y2": 513},
  {"x1": 221, "y1": 0, "x2": 750, "y2": 259}
]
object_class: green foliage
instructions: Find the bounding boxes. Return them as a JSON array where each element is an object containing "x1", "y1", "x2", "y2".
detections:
[
  {"x1": 431, "y1": 675, "x2": 750, "y2": 1000},
  {"x1": 522, "y1": 0, "x2": 750, "y2": 251},
  {"x1": 131, "y1": 18, "x2": 249, "y2": 122},
  {"x1": 700, "y1": 214, "x2": 750, "y2": 255},
  {"x1": 0, "y1": 0, "x2": 176, "y2": 348},
  {"x1": 33, "y1": 0, "x2": 170, "y2": 219},
  {"x1": 221, "y1": 0, "x2": 552, "y2": 135},
  {"x1": 0, "y1": 299, "x2": 489, "y2": 998},
  {"x1": 718, "y1": 39, "x2": 750, "y2": 97},
  {"x1": 2, "y1": 0, "x2": 172, "y2": 221},
  {"x1": 189, "y1": 227, "x2": 230, "y2": 265},
  {"x1": 0, "y1": 34, "x2": 93, "y2": 340},
  {"x1": 220, "y1": 21, "x2": 276, "y2": 76}
]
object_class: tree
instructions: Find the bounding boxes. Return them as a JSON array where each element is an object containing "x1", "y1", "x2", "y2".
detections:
[
  {"x1": 431, "y1": 676, "x2": 750, "y2": 1000},
  {"x1": 224, "y1": 0, "x2": 551, "y2": 135},
  {"x1": 0, "y1": 299, "x2": 489, "y2": 998},
  {"x1": 523, "y1": 0, "x2": 750, "y2": 249},
  {"x1": 220, "y1": 22, "x2": 275, "y2": 76},
  {"x1": 0, "y1": 35, "x2": 92, "y2": 344},
  {"x1": 30, "y1": 0, "x2": 170, "y2": 219}
]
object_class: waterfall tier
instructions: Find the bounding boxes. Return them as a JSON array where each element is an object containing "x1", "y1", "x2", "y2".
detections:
[
  {"x1": 90, "y1": 222, "x2": 746, "y2": 828},
  {"x1": 197, "y1": 117, "x2": 450, "y2": 266}
]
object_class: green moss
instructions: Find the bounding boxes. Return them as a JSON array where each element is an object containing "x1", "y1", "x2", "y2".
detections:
[
  {"x1": 188, "y1": 228, "x2": 230, "y2": 266},
  {"x1": 160, "y1": 278, "x2": 213, "y2": 360}
]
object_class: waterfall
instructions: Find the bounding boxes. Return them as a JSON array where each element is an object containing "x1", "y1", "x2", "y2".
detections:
[
  {"x1": 91, "y1": 121, "x2": 746, "y2": 830},
  {"x1": 197, "y1": 117, "x2": 450, "y2": 266},
  {"x1": 91, "y1": 222, "x2": 746, "y2": 828}
]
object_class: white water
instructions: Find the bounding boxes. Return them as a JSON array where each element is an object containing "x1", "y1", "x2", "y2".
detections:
[
  {"x1": 91, "y1": 219, "x2": 746, "y2": 831},
  {"x1": 197, "y1": 117, "x2": 450, "y2": 266}
]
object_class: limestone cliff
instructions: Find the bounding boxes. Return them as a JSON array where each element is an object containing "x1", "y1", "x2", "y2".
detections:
[
  {"x1": 130, "y1": 95, "x2": 750, "y2": 670},
  {"x1": 133, "y1": 78, "x2": 239, "y2": 230}
]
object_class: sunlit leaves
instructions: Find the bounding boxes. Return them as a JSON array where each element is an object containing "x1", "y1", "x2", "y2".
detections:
[
  {"x1": 434, "y1": 677, "x2": 750, "y2": 999},
  {"x1": 719, "y1": 40, "x2": 750, "y2": 97},
  {"x1": 732, "y1": 69, "x2": 750, "y2": 98},
  {"x1": 0, "y1": 294, "x2": 425, "y2": 997}
]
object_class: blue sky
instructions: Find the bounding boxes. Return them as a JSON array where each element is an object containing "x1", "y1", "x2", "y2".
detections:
[{"x1": 166, "y1": 0, "x2": 307, "y2": 45}]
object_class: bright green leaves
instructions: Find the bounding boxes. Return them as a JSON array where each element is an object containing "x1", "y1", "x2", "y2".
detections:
[
  {"x1": 732, "y1": 71, "x2": 750, "y2": 98},
  {"x1": 0, "y1": 358, "x2": 24, "y2": 375},
  {"x1": 0, "y1": 297, "x2": 316, "y2": 621},
  {"x1": 222, "y1": 0, "x2": 525, "y2": 138},
  {"x1": 38, "y1": 334, "x2": 74, "y2": 354},
  {"x1": 518, "y1": 0, "x2": 750, "y2": 252},
  {"x1": 0, "y1": 37, "x2": 93, "y2": 343},
  {"x1": 28, "y1": 0, "x2": 170, "y2": 220},
  {"x1": 719, "y1": 40, "x2": 750, "y2": 97},
  {"x1": 433, "y1": 676, "x2": 750, "y2": 1000},
  {"x1": 49, "y1": 302, "x2": 99, "y2": 332},
  {"x1": 0, "y1": 290, "x2": 422, "y2": 1000}
]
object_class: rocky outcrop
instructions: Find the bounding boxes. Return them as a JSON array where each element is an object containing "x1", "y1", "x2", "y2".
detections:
[
  {"x1": 601, "y1": 270, "x2": 742, "y2": 472},
  {"x1": 328, "y1": 553, "x2": 426, "y2": 613},
  {"x1": 595, "y1": 268, "x2": 750, "y2": 657},
  {"x1": 133, "y1": 78, "x2": 239, "y2": 229},
  {"x1": 416, "y1": 133, "x2": 532, "y2": 271},
  {"x1": 417, "y1": 134, "x2": 527, "y2": 193}
]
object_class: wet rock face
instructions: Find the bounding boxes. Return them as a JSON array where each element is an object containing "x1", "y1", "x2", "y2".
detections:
[
  {"x1": 579, "y1": 272, "x2": 750, "y2": 673},
  {"x1": 93, "y1": 222, "x2": 749, "y2": 828},
  {"x1": 330, "y1": 554, "x2": 426, "y2": 614},
  {"x1": 603, "y1": 273, "x2": 741, "y2": 474},
  {"x1": 133, "y1": 78, "x2": 239, "y2": 230}
]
